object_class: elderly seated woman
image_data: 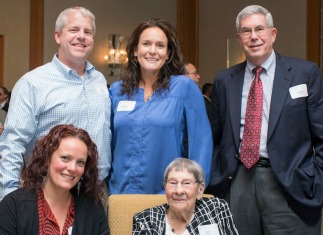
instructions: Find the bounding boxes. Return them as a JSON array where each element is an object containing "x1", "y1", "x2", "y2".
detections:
[{"x1": 132, "y1": 158, "x2": 239, "y2": 235}]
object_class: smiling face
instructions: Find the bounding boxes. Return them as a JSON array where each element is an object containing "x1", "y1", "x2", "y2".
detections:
[
  {"x1": 134, "y1": 27, "x2": 169, "y2": 79},
  {"x1": 237, "y1": 13, "x2": 277, "y2": 65},
  {"x1": 45, "y1": 137, "x2": 88, "y2": 193},
  {"x1": 54, "y1": 11, "x2": 94, "y2": 68},
  {"x1": 164, "y1": 169, "x2": 204, "y2": 215}
]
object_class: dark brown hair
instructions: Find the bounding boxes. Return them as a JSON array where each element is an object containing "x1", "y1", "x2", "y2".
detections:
[
  {"x1": 20, "y1": 124, "x2": 102, "y2": 199},
  {"x1": 120, "y1": 18, "x2": 184, "y2": 98}
]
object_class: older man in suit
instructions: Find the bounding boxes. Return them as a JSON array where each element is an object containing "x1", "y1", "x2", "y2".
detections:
[{"x1": 207, "y1": 5, "x2": 323, "y2": 235}]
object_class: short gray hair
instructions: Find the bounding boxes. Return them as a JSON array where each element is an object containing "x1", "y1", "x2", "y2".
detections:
[
  {"x1": 183, "y1": 62, "x2": 193, "y2": 75},
  {"x1": 236, "y1": 5, "x2": 274, "y2": 32},
  {"x1": 55, "y1": 6, "x2": 96, "y2": 35},
  {"x1": 164, "y1": 158, "x2": 205, "y2": 183}
]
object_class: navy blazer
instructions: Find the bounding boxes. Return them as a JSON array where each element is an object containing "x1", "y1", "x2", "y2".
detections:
[{"x1": 208, "y1": 53, "x2": 323, "y2": 224}]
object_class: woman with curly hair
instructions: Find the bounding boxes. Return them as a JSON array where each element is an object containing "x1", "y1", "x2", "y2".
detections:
[
  {"x1": 0, "y1": 124, "x2": 109, "y2": 235},
  {"x1": 109, "y1": 18, "x2": 212, "y2": 194}
]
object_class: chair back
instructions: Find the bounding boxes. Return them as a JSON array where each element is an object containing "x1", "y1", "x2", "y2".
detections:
[{"x1": 108, "y1": 194, "x2": 167, "y2": 235}]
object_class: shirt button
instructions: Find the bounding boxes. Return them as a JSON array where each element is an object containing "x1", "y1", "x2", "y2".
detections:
[{"x1": 228, "y1": 176, "x2": 233, "y2": 180}]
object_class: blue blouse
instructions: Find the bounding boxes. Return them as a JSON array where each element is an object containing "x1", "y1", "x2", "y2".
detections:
[{"x1": 109, "y1": 75, "x2": 212, "y2": 194}]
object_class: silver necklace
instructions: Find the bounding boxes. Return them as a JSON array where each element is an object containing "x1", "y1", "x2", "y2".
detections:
[
  {"x1": 168, "y1": 212, "x2": 195, "y2": 234},
  {"x1": 144, "y1": 94, "x2": 152, "y2": 102}
]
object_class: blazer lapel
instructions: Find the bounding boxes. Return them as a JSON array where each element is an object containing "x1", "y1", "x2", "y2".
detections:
[
  {"x1": 267, "y1": 54, "x2": 293, "y2": 141},
  {"x1": 228, "y1": 62, "x2": 246, "y2": 150}
]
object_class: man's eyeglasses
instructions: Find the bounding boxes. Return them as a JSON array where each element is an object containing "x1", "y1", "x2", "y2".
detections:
[
  {"x1": 238, "y1": 25, "x2": 272, "y2": 38},
  {"x1": 166, "y1": 180, "x2": 199, "y2": 189},
  {"x1": 186, "y1": 71, "x2": 199, "y2": 76}
]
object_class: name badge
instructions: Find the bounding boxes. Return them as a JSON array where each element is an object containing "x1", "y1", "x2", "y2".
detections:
[
  {"x1": 289, "y1": 84, "x2": 308, "y2": 99},
  {"x1": 198, "y1": 223, "x2": 220, "y2": 235},
  {"x1": 117, "y1": 101, "x2": 136, "y2": 111}
]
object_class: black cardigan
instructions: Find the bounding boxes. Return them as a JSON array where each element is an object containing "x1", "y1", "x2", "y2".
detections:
[{"x1": 0, "y1": 188, "x2": 110, "y2": 235}]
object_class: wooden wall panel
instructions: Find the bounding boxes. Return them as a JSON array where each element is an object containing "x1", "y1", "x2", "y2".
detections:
[
  {"x1": 306, "y1": 0, "x2": 320, "y2": 65},
  {"x1": 177, "y1": 0, "x2": 199, "y2": 68},
  {"x1": 29, "y1": 0, "x2": 44, "y2": 70},
  {"x1": 0, "y1": 35, "x2": 3, "y2": 85}
]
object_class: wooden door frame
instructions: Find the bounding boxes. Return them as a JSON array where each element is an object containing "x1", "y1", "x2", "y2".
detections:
[
  {"x1": 0, "y1": 35, "x2": 3, "y2": 85},
  {"x1": 29, "y1": 0, "x2": 44, "y2": 70},
  {"x1": 177, "y1": 0, "x2": 199, "y2": 68},
  {"x1": 307, "y1": 0, "x2": 320, "y2": 67}
]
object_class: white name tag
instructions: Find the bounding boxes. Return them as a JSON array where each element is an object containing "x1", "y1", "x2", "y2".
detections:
[
  {"x1": 198, "y1": 223, "x2": 220, "y2": 235},
  {"x1": 117, "y1": 101, "x2": 136, "y2": 111},
  {"x1": 289, "y1": 84, "x2": 308, "y2": 99}
]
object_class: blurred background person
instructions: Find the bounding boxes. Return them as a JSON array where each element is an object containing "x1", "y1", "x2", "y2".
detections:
[
  {"x1": 132, "y1": 158, "x2": 238, "y2": 235},
  {"x1": 0, "y1": 87, "x2": 9, "y2": 135},
  {"x1": 0, "y1": 124, "x2": 109, "y2": 235},
  {"x1": 109, "y1": 18, "x2": 212, "y2": 194},
  {"x1": 184, "y1": 62, "x2": 200, "y2": 85},
  {"x1": 0, "y1": 108, "x2": 6, "y2": 135},
  {"x1": 201, "y1": 83, "x2": 213, "y2": 120},
  {"x1": 0, "y1": 86, "x2": 9, "y2": 112}
]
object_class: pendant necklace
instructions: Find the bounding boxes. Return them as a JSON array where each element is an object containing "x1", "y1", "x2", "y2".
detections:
[
  {"x1": 144, "y1": 94, "x2": 152, "y2": 102},
  {"x1": 170, "y1": 219, "x2": 175, "y2": 233},
  {"x1": 168, "y1": 212, "x2": 194, "y2": 234}
]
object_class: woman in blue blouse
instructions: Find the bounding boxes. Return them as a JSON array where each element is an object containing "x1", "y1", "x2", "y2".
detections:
[{"x1": 109, "y1": 18, "x2": 212, "y2": 194}]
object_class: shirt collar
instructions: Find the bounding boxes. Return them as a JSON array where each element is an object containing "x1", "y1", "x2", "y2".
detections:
[
  {"x1": 52, "y1": 54, "x2": 95, "y2": 77},
  {"x1": 246, "y1": 50, "x2": 276, "y2": 76},
  {"x1": 203, "y1": 95, "x2": 211, "y2": 102}
]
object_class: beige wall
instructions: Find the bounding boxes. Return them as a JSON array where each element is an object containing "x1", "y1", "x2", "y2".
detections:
[
  {"x1": 200, "y1": 0, "x2": 307, "y2": 83},
  {"x1": 0, "y1": 0, "x2": 307, "y2": 90},
  {"x1": 0, "y1": 0, "x2": 30, "y2": 90}
]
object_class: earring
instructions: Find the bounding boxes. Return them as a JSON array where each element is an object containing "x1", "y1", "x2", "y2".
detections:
[
  {"x1": 40, "y1": 172, "x2": 48, "y2": 187},
  {"x1": 77, "y1": 180, "x2": 81, "y2": 196},
  {"x1": 19, "y1": 179, "x2": 25, "y2": 188},
  {"x1": 77, "y1": 177, "x2": 83, "y2": 196}
]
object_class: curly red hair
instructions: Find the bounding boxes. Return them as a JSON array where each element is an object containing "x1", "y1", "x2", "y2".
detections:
[{"x1": 20, "y1": 124, "x2": 102, "y2": 200}]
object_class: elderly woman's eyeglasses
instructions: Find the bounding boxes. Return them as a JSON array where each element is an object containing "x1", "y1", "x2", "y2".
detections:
[
  {"x1": 238, "y1": 25, "x2": 272, "y2": 38},
  {"x1": 166, "y1": 180, "x2": 199, "y2": 189}
]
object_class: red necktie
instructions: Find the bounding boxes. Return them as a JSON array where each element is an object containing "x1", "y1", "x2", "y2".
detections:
[{"x1": 240, "y1": 66, "x2": 263, "y2": 169}]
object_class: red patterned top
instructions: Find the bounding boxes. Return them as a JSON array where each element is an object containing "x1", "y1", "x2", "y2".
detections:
[{"x1": 38, "y1": 189, "x2": 75, "y2": 235}]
